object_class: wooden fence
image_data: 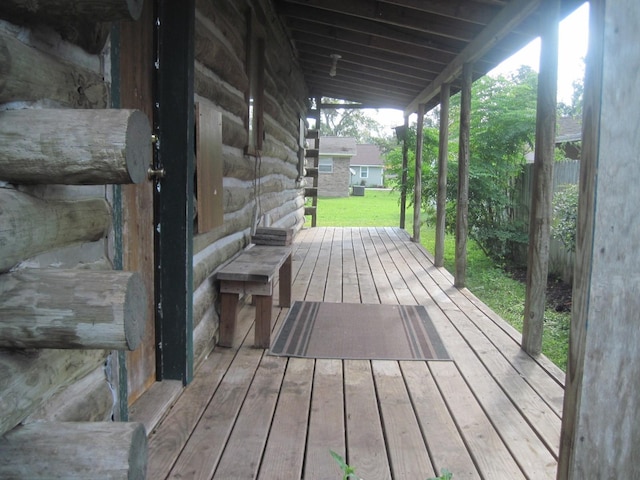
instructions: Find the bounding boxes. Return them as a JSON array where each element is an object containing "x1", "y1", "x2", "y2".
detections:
[{"x1": 517, "y1": 159, "x2": 580, "y2": 283}]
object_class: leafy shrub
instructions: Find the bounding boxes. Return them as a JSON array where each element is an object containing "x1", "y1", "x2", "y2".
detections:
[{"x1": 552, "y1": 183, "x2": 578, "y2": 253}]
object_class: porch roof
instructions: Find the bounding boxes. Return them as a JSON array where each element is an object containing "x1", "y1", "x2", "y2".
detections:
[
  {"x1": 145, "y1": 227, "x2": 565, "y2": 479},
  {"x1": 273, "y1": 0, "x2": 586, "y2": 113}
]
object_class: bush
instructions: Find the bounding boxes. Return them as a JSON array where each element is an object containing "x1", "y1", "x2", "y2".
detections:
[{"x1": 552, "y1": 183, "x2": 578, "y2": 253}]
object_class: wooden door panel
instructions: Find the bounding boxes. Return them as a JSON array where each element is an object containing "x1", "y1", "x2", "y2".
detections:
[{"x1": 119, "y1": 1, "x2": 156, "y2": 405}]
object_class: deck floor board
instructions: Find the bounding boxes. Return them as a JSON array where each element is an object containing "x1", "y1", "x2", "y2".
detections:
[{"x1": 148, "y1": 227, "x2": 565, "y2": 479}]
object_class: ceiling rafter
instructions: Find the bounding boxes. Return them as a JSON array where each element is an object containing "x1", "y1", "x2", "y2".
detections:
[{"x1": 273, "y1": 0, "x2": 586, "y2": 110}]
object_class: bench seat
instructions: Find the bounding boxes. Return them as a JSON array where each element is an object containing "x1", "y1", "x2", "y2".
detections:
[{"x1": 216, "y1": 245, "x2": 292, "y2": 348}]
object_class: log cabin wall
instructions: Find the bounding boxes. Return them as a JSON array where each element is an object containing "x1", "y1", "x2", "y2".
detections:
[
  {"x1": 0, "y1": 11, "x2": 141, "y2": 435},
  {"x1": 191, "y1": 0, "x2": 308, "y2": 368}
]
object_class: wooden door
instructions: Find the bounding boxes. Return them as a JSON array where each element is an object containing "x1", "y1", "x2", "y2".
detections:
[{"x1": 119, "y1": 1, "x2": 156, "y2": 405}]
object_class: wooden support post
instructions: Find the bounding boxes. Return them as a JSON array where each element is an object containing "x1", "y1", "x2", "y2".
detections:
[
  {"x1": 522, "y1": 0, "x2": 559, "y2": 356},
  {"x1": 558, "y1": 1, "x2": 640, "y2": 477},
  {"x1": 412, "y1": 104, "x2": 425, "y2": 242},
  {"x1": 0, "y1": 0, "x2": 144, "y2": 21},
  {"x1": 0, "y1": 109, "x2": 151, "y2": 185},
  {"x1": 0, "y1": 189, "x2": 111, "y2": 273},
  {"x1": 0, "y1": 269, "x2": 146, "y2": 350},
  {"x1": 435, "y1": 83, "x2": 450, "y2": 268},
  {"x1": 0, "y1": 422, "x2": 147, "y2": 479},
  {"x1": 455, "y1": 64, "x2": 472, "y2": 288},
  {"x1": 0, "y1": 30, "x2": 108, "y2": 108},
  {"x1": 399, "y1": 116, "x2": 409, "y2": 230}
]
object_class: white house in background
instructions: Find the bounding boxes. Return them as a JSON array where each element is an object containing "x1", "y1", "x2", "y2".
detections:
[
  {"x1": 317, "y1": 136, "x2": 357, "y2": 197},
  {"x1": 350, "y1": 144, "x2": 385, "y2": 187}
]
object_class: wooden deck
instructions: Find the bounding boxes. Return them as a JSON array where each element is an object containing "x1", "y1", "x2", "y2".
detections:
[{"x1": 147, "y1": 227, "x2": 565, "y2": 480}]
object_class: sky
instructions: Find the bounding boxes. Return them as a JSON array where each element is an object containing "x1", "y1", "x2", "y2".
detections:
[{"x1": 373, "y1": 1, "x2": 590, "y2": 130}]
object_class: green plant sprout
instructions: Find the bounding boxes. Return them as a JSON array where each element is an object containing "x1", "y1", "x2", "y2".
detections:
[
  {"x1": 427, "y1": 469, "x2": 453, "y2": 480},
  {"x1": 330, "y1": 450, "x2": 360, "y2": 480},
  {"x1": 331, "y1": 449, "x2": 453, "y2": 480}
]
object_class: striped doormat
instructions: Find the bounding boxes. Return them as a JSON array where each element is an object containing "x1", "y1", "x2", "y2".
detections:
[{"x1": 270, "y1": 301, "x2": 451, "y2": 361}]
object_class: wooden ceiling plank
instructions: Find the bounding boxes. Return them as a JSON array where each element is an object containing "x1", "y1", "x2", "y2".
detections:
[
  {"x1": 300, "y1": 56, "x2": 428, "y2": 88},
  {"x1": 404, "y1": 0, "x2": 543, "y2": 115},
  {"x1": 291, "y1": 33, "x2": 448, "y2": 75},
  {"x1": 278, "y1": 0, "x2": 481, "y2": 46},
  {"x1": 286, "y1": 18, "x2": 451, "y2": 65},
  {"x1": 377, "y1": 0, "x2": 499, "y2": 25},
  {"x1": 294, "y1": 42, "x2": 443, "y2": 78}
]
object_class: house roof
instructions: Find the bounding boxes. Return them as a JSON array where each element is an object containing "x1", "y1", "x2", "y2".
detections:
[
  {"x1": 274, "y1": 0, "x2": 586, "y2": 113},
  {"x1": 557, "y1": 116, "x2": 582, "y2": 143},
  {"x1": 319, "y1": 136, "x2": 358, "y2": 156},
  {"x1": 351, "y1": 144, "x2": 384, "y2": 167}
]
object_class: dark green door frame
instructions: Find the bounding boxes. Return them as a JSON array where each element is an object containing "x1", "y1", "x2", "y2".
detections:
[{"x1": 154, "y1": 0, "x2": 195, "y2": 384}]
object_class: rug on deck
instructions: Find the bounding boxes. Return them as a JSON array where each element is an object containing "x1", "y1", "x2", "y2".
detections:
[{"x1": 270, "y1": 301, "x2": 451, "y2": 361}]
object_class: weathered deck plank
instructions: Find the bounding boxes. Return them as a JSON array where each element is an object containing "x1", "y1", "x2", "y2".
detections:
[
  {"x1": 147, "y1": 227, "x2": 565, "y2": 480},
  {"x1": 304, "y1": 359, "x2": 345, "y2": 480},
  {"x1": 344, "y1": 360, "x2": 392, "y2": 480},
  {"x1": 372, "y1": 360, "x2": 435, "y2": 479},
  {"x1": 258, "y1": 358, "x2": 313, "y2": 480},
  {"x1": 212, "y1": 355, "x2": 287, "y2": 479},
  {"x1": 401, "y1": 361, "x2": 481, "y2": 479}
]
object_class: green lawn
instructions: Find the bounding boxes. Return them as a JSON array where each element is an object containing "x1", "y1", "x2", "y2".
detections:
[
  {"x1": 310, "y1": 189, "x2": 569, "y2": 371},
  {"x1": 316, "y1": 189, "x2": 404, "y2": 227}
]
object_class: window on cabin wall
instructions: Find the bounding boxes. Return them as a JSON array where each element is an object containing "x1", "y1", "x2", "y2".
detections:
[
  {"x1": 319, "y1": 158, "x2": 333, "y2": 173},
  {"x1": 360, "y1": 166, "x2": 369, "y2": 178},
  {"x1": 246, "y1": 11, "x2": 265, "y2": 156}
]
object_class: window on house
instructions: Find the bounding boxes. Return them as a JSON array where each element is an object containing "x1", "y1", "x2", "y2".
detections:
[
  {"x1": 319, "y1": 157, "x2": 333, "y2": 173},
  {"x1": 360, "y1": 166, "x2": 369, "y2": 178},
  {"x1": 245, "y1": 12, "x2": 265, "y2": 156}
]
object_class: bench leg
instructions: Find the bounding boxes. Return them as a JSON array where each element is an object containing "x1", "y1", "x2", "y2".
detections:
[
  {"x1": 278, "y1": 253, "x2": 292, "y2": 307},
  {"x1": 254, "y1": 294, "x2": 273, "y2": 348},
  {"x1": 219, "y1": 292, "x2": 239, "y2": 347}
]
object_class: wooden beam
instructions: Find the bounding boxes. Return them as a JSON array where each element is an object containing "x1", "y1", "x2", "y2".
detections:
[
  {"x1": 404, "y1": 0, "x2": 542, "y2": 115},
  {"x1": 0, "y1": 422, "x2": 147, "y2": 479},
  {"x1": 0, "y1": 109, "x2": 151, "y2": 185},
  {"x1": 0, "y1": 30, "x2": 108, "y2": 108},
  {"x1": 434, "y1": 82, "x2": 450, "y2": 268},
  {"x1": 454, "y1": 64, "x2": 472, "y2": 288},
  {"x1": 0, "y1": 189, "x2": 111, "y2": 273},
  {"x1": 399, "y1": 116, "x2": 409, "y2": 230},
  {"x1": 412, "y1": 104, "x2": 425, "y2": 242},
  {"x1": 155, "y1": 0, "x2": 195, "y2": 383},
  {"x1": 0, "y1": 0, "x2": 144, "y2": 21},
  {"x1": 522, "y1": 0, "x2": 559, "y2": 356},
  {"x1": 558, "y1": 0, "x2": 640, "y2": 477},
  {"x1": 0, "y1": 269, "x2": 146, "y2": 350}
]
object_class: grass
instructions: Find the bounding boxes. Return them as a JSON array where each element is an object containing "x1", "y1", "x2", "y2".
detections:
[
  {"x1": 310, "y1": 189, "x2": 569, "y2": 371},
  {"x1": 316, "y1": 189, "x2": 403, "y2": 227}
]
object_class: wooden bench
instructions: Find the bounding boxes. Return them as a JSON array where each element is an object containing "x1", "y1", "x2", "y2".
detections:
[{"x1": 216, "y1": 245, "x2": 292, "y2": 348}]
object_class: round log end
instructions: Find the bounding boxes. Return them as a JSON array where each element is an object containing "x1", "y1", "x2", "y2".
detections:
[
  {"x1": 127, "y1": 0, "x2": 145, "y2": 21},
  {"x1": 124, "y1": 272, "x2": 148, "y2": 351},
  {"x1": 125, "y1": 110, "x2": 152, "y2": 184},
  {"x1": 128, "y1": 422, "x2": 148, "y2": 480}
]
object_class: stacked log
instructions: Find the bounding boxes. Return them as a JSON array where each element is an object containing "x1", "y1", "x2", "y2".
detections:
[
  {"x1": 0, "y1": 2, "x2": 152, "y2": 478},
  {"x1": 0, "y1": 422, "x2": 147, "y2": 480},
  {"x1": 0, "y1": 269, "x2": 146, "y2": 350},
  {"x1": 0, "y1": 109, "x2": 151, "y2": 185},
  {"x1": 0, "y1": 189, "x2": 112, "y2": 273}
]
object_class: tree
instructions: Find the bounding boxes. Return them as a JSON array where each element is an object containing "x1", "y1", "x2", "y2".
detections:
[
  {"x1": 319, "y1": 98, "x2": 386, "y2": 143},
  {"x1": 557, "y1": 76, "x2": 584, "y2": 118},
  {"x1": 386, "y1": 66, "x2": 539, "y2": 264}
]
